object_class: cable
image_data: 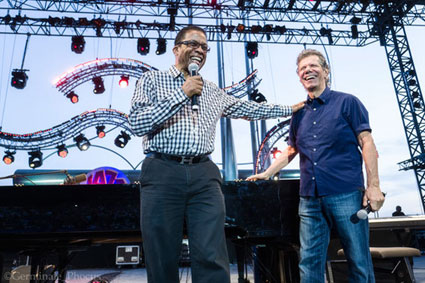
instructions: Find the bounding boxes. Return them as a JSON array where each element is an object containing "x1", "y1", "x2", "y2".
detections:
[{"x1": 0, "y1": 32, "x2": 18, "y2": 130}]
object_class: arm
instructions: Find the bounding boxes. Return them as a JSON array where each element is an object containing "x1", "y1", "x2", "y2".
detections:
[
  {"x1": 128, "y1": 72, "x2": 192, "y2": 137},
  {"x1": 246, "y1": 145, "x2": 298, "y2": 181},
  {"x1": 221, "y1": 92, "x2": 303, "y2": 120},
  {"x1": 358, "y1": 131, "x2": 385, "y2": 211}
]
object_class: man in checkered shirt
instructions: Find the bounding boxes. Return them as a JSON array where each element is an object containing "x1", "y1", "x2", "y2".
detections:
[{"x1": 129, "y1": 26, "x2": 302, "y2": 283}]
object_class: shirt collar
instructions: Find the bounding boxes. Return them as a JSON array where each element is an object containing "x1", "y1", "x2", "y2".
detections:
[
  {"x1": 306, "y1": 87, "x2": 331, "y2": 105},
  {"x1": 169, "y1": 65, "x2": 184, "y2": 79}
]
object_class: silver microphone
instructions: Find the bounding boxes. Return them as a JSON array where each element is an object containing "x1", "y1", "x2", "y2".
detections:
[{"x1": 188, "y1": 63, "x2": 200, "y2": 111}]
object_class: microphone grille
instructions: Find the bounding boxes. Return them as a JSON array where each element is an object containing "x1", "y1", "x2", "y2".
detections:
[
  {"x1": 357, "y1": 209, "x2": 368, "y2": 220},
  {"x1": 188, "y1": 63, "x2": 199, "y2": 72}
]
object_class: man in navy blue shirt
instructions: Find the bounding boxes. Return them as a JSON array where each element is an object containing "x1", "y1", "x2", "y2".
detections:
[{"x1": 247, "y1": 49, "x2": 385, "y2": 282}]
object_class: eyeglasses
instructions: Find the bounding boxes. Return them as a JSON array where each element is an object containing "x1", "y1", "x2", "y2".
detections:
[{"x1": 175, "y1": 40, "x2": 210, "y2": 52}]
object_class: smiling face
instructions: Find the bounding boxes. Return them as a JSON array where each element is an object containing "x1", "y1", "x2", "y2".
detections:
[
  {"x1": 297, "y1": 55, "x2": 329, "y2": 98},
  {"x1": 173, "y1": 30, "x2": 208, "y2": 74}
]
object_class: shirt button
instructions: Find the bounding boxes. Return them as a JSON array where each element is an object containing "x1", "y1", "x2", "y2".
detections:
[
  {"x1": 313, "y1": 108, "x2": 317, "y2": 111},
  {"x1": 313, "y1": 148, "x2": 316, "y2": 152},
  {"x1": 313, "y1": 135, "x2": 317, "y2": 138},
  {"x1": 314, "y1": 162, "x2": 317, "y2": 166},
  {"x1": 313, "y1": 121, "x2": 316, "y2": 125},
  {"x1": 312, "y1": 177, "x2": 315, "y2": 180}
]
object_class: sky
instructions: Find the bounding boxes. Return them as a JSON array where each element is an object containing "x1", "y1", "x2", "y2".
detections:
[{"x1": 0, "y1": 19, "x2": 424, "y2": 217}]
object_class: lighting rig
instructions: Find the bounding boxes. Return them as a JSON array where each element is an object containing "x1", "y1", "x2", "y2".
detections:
[{"x1": 53, "y1": 58, "x2": 157, "y2": 103}]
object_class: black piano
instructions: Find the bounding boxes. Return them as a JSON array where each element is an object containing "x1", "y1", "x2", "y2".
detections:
[{"x1": 0, "y1": 180, "x2": 300, "y2": 283}]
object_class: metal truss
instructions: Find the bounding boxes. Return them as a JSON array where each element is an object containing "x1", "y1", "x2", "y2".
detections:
[
  {"x1": 53, "y1": 58, "x2": 157, "y2": 97},
  {"x1": 0, "y1": 14, "x2": 376, "y2": 46},
  {"x1": 376, "y1": 2, "x2": 425, "y2": 210},
  {"x1": 2, "y1": 0, "x2": 425, "y2": 26},
  {"x1": 222, "y1": 69, "x2": 261, "y2": 98},
  {"x1": 254, "y1": 118, "x2": 290, "y2": 174},
  {"x1": 0, "y1": 108, "x2": 133, "y2": 151}
]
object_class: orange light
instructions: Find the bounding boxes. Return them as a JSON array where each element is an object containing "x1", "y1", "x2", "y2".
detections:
[{"x1": 57, "y1": 145, "x2": 68, "y2": 158}]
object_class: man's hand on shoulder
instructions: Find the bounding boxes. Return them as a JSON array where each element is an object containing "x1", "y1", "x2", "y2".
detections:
[{"x1": 292, "y1": 101, "x2": 305, "y2": 113}]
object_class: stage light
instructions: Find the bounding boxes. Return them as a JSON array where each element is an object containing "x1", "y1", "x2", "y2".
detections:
[
  {"x1": 119, "y1": 75, "x2": 129, "y2": 88},
  {"x1": 246, "y1": 42, "x2": 258, "y2": 59},
  {"x1": 74, "y1": 134, "x2": 91, "y2": 151},
  {"x1": 264, "y1": 25, "x2": 273, "y2": 41},
  {"x1": 412, "y1": 91, "x2": 419, "y2": 99},
  {"x1": 320, "y1": 27, "x2": 333, "y2": 44},
  {"x1": 156, "y1": 38, "x2": 167, "y2": 55},
  {"x1": 71, "y1": 35, "x2": 85, "y2": 54},
  {"x1": 29, "y1": 151, "x2": 43, "y2": 168},
  {"x1": 168, "y1": 8, "x2": 177, "y2": 31},
  {"x1": 96, "y1": 125, "x2": 106, "y2": 138},
  {"x1": 114, "y1": 131, "x2": 131, "y2": 148},
  {"x1": 409, "y1": 79, "x2": 417, "y2": 86},
  {"x1": 66, "y1": 91, "x2": 79, "y2": 103},
  {"x1": 251, "y1": 25, "x2": 262, "y2": 34},
  {"x1": 249, "y1": 89, "x2": 267, "y2": 103},
  {"x1": 3, "y1": 151, "x2": 15, "y2": 165},
  {"x1": 351, "y1": 25, "x2": 359, "y2": 39},
  {"x1": 271, "y1": 147, "x2": 282, "y2": 159},
  {"x1": 57, "y1": 144, "x2": 68, "y2": 158},
  {"x1": 137, "y1": 38, "x2": 150, "y2": 55},
  {"x1": 11, "y1": 70, "x2": 28, "y2": 89},
  {"x1": 227, "y1": 25, "x2": 235, "y2": 40},
  {"x1": 220, "y1": 24, "x2": 226, "y2": 33},
  {"x1": 236, "y1": 24, "x2": 245, "y2": 33},
  {"x1": 92, "y1": 76, "x2": 105, "y2": 94},
  {"x1": 275, "y1": 25, "x2": 287, "y2": 35}
]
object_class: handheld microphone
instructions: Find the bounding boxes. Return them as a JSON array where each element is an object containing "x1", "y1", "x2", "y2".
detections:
[
  {"x1": 188, "y1": 63, "x2": 200, "y2": 111},
  {"x1": 356, "y1": 203, "x2": 372, "y2": 220},
  {"x1": 63, "y1": 173, "x2": 87, "y2": 185}
]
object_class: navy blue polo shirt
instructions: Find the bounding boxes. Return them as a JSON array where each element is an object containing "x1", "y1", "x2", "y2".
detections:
[{"x1": 288, "y1": 87, "x2": 371, "y2": 197}]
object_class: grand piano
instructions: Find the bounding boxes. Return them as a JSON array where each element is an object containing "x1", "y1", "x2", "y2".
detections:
[{"x1": 0, "y1": 180, "x2": 301, "y2": 283}]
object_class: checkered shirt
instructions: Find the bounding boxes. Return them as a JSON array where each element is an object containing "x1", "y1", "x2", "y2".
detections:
[{"x1": 129, "y1": 65, "x2": 292, "y2": 156}]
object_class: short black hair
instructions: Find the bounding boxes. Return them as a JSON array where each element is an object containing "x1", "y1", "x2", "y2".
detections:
[{"x1": 174, "y1": 26, "x2": 207, "y2": 46}]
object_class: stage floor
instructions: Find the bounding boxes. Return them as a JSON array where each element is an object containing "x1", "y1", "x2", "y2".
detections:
[{"x1": 62, "y1": 257, "x2": 425, "y2": 283}]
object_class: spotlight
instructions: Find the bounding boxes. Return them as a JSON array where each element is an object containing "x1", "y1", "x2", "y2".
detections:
[
  {"x1": 71, "y1": 35, "x2": 85, "y2": 54},
  {"x1": 66, "y1": 91, "x2": 79, "y2": 103},
  {"x1": 271, "y1": 147, "x2": 282, "y2": 159},
  {"x1": 119, "y1": 75, "x2": 129, "y2": 88},
  {"x1": 74, "y1": 134, "x2": 91, "y2": 151},
  {"x1": 412, "y1": 91, "x2": 419, "y2": 99},
  {"x1": 11, "y1": 69, "x2": 28, "y2": 89},
  {"x1": 236, "y1": 24, "x2": 245, "y2": 33},
  {"x1": 57, "y1": 144, "x2": 68, "y2": 158},
  {"x1": 251, "y1": 25, "x2": 262, "y2": 34},
  {"x1": 156, "y1": 38, "x2": 167, "y2": 55},
  {"x1": 351, "y1": 25, "x2": 359, "y2": 39},
  {"x1": 92, "y1": 76, "x2": 105, "y2": 94},
  {"x1": 96, "y1": 125, "x2": 106, "y2": 138},
  {"x1": 275, "y1": 25, "x2": 287, "y2": 35},
  {"x1": 227, "y1": 25, "x2": 235, "y2": 40},
  {"x1": 28, "y1": 151, "x2": 43, "y2": 168},
  {"x1": 137, "y1": 38, "x2": 150, "y2": 55},
  {"x1": 114, "y1": 131, "x2": 131, "y2": 148},
  {"x1": 249, "y1": 89, "x2": 267, "y2": 103},
  {"x1": 246, "y1": 42, "x2": 258, "y2": 59},
  {"x1": 3, "y1": 151, "x2": 15, "y2": 165}
]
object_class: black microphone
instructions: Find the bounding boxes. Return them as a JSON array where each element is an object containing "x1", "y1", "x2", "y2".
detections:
[
  {"x1": 356, "y1": 203, "x2": 372, "y2": 220},
  {"x1": 188, "y1": 62, "x2": 200, "y2": 111}
]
